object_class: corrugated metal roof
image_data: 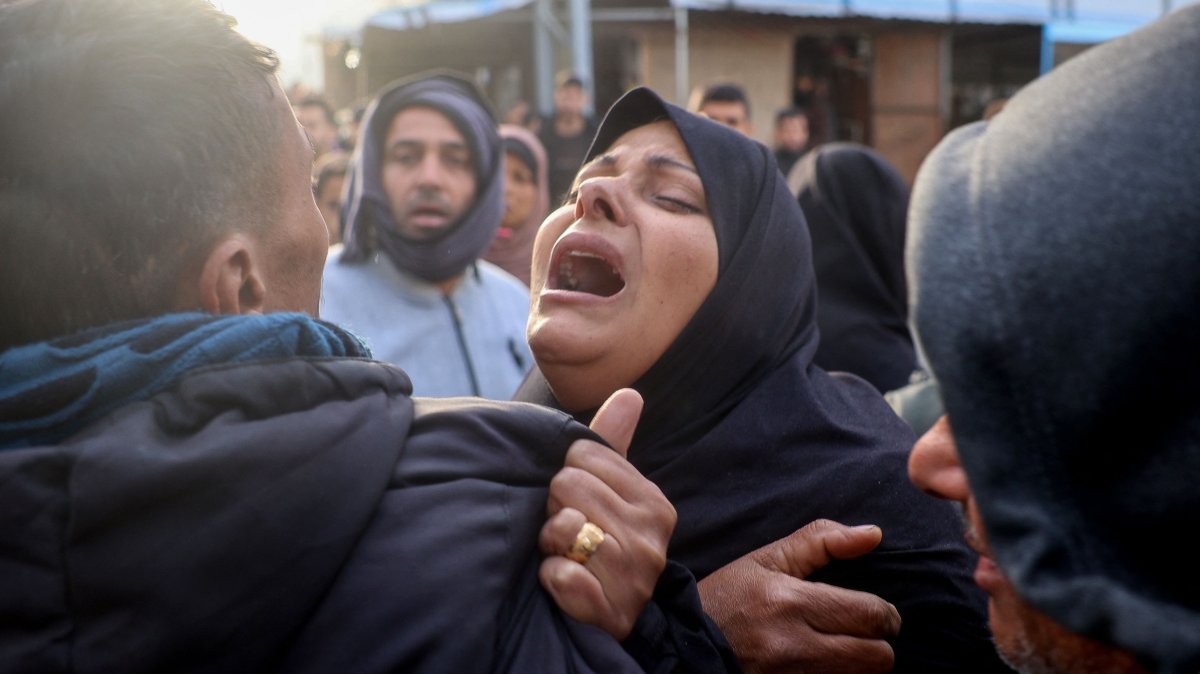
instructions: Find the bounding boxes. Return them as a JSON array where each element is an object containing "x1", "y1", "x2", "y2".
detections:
[
  {"x1": 671, "y1": 0, "x2": 1198, "y2": 35},
  {"x1": 335, "y1": 0, "x2": 1198, "y2": 43}
]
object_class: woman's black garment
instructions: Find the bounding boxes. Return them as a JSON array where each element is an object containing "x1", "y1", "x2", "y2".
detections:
[
  {"x1": 516, "y1": 87, "x2": 1009, "y2": 673},
  {"x1": 789, "y1": 143, "x2": 918, "y2": 393}
]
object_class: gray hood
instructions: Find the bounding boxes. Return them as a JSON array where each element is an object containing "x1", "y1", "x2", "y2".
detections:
[{"x1": 907, "y1": 5, "x2": 1200, "y2": 672}]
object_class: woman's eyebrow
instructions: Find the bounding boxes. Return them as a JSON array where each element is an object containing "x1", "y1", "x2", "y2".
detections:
[
  {"x1": 647, "y1": 154, "x2": 698, "y2": 175},
  {"x1": 578, "y1": 154, "x2": 617, "y2": 176},
  {"x1": 577, "y1": 151, "x2": 698, "y2": 178}
]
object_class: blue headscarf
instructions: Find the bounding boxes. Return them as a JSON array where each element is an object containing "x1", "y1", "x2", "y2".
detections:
[{"x1": 339, "y1": 71, "x2": 503, "y2": 283}]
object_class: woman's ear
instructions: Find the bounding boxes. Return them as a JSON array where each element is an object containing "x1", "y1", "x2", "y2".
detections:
[{"x1": 187, "y1": 235, "x2": 267, "y2": 315}]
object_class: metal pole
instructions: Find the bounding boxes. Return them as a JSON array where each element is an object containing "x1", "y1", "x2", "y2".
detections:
[
  {"x1": 1039, "y1": 23, "x2": 1054, "y2": 75},
  {"x1": 568, "y1": 0, "x2": 595, "y2": 116},
  {"x1": 674, "y1": 6, "x2": 689, "y2": 105},
  {"x1": 534, "y1": 0, "x2": 554, "y2": 117}
]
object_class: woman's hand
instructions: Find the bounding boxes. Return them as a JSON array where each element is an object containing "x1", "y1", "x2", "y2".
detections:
[
  {"x1": 698, "y1": 520, "x2": 902, "y2": 674},
  {"x1": 538, "y1": 389, "x2": 675, "y2": 639}
]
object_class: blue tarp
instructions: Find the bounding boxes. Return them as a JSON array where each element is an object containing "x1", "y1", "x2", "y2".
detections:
[
  {"x1": 368, "y1": 0, "x2": 533, "y2": 31},
  {"x1": 346, "y1": 0, "x2": 1198, "y2": 44},
  {"x1": 671, "y1": 0, "x2": 1198, "y2": 39}
]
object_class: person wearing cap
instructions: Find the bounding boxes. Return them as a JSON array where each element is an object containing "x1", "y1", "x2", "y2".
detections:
[
  {"x1": 322, "y1": 71, "x2": 533, "y2": 399},
  {"x1": 905, "y1": 5, "x2": 1200, "y2": 673}
]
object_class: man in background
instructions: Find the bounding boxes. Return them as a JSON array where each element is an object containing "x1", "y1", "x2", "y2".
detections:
[
  {"x1": 321, "y1": 71, "x2": 533, "y2": 399},
  {"x1": 772, "y1": 106, "x2": 810, "y2": 177},
  {"x1": 295, "y1": 93, "x2": 344, "y2": 159},
  {"x1": 538, "y1": 72, "x2": 598, "y2": 204},
  {"x1": 690, "y1": 82, "x2": 753, "y2": 137}
]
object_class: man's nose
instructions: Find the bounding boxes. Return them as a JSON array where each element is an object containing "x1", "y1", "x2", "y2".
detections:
[
  {"x1": 416, "y1": 155, "x2": 447, "y2": 187},
  {"x1": 908, "y1": 415, "x2": 972, "y2": 503}
]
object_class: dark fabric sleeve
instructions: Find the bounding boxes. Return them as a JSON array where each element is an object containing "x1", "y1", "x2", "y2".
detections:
[{"x1": 623, "y1": 560, "x2": 744, "y2": 674}]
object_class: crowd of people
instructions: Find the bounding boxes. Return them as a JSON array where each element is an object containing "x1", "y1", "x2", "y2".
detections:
[{"x1": 1, "y1": 0, "x2": 1198, "y2": 672}]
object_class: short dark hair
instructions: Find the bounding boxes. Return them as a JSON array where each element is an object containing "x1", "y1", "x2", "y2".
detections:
[
  {"x1": 0, "y1": 0, "x2": 284, "y2": 350},
  {"x1": 699, "y1": 83, "x2": 751, "y2": 118},
  {"x1": 298, "y1": 94, "x2": 337, "y2": 127},
  {"x1": 556, "y1": 71, "x2": 585, "y2": 90},
  {"x1": 775, "y1": 106, "x2": 809, "y2": 126}
]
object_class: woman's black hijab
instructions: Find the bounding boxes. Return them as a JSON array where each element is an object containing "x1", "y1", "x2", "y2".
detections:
[
  {"x1": 789, "y1": 143, "x2": 917, "y2": 393},
  {"x1": 515, "y1": 89, "x2": 1000, "y2": 671},
  {"x1": 517, "y1": 87, "x2": 918, "y2": 573}
]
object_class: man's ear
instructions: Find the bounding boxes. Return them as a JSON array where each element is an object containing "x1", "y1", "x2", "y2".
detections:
[{"x1": 190, "y1": 235, "x2": 267, "y2": 315}]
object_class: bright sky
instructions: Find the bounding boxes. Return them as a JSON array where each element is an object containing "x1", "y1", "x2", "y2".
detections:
[{"x1": 214, "y1": 0, "x2": 335, "y2": 89}]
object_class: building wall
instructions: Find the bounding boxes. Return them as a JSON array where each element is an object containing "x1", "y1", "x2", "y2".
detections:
[
  {"x1": 637, "y1": 18, "x2": 795, "y2": 148},
  {"x1": 334, "y1": 10, "x2": 1010, "y2": 187},
  {"x1": 872, "y1": 29, "x2": 946, "y2": 185},
  {"x1": 635, "y1": 14, "x2": 950, "y2": 182}
]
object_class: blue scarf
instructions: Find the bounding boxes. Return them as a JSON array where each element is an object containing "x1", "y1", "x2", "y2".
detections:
[{"x1": 0, "y1": 313, "x2": 370, "y2": 450}]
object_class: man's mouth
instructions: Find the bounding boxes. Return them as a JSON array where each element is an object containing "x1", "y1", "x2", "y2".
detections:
[
  {"x1": 548, "y1": 237, "x2": 626, "y2": 298},
  {"x1": 410, "y1": 204, "x2": 449, "y2": 220}
]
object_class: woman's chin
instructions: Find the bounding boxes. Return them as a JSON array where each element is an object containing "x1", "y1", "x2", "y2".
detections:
[{"x1": 538, "y1": 364, "x2": 615, "y2": 413}]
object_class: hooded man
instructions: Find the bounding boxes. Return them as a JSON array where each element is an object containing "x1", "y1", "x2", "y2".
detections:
[
  {"x1": 321, "y1": 72, "x2": 532, "y2": 399},
  {"x1": 906, "y1": 5, "x2": 1200, "y2": 673}
]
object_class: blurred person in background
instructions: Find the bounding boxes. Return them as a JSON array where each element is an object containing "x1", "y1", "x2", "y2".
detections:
[
  {"x1": 322, "y1": 71, "x2": 533, "y2": 399},
  {"x1": 313, "y1": 151, "x2": 349, "y2": 245},
  {"x1": 483, "y1": 124, "x2": 549, "y2": 286},
  {"x1": 689, "y1": 82, "x2": 753, "y2": 137},
  {"x1": 538, "y1": 72, "x2": 598, "y2": 204},
  {"x1": 295, "y1": 93, "x2": 343, "y2": 159},
  {"x1": 772, "y1": 106, "x2": 810, "y2": 177},
  {"x1": 788, "y1": 143, "x2": 920, "y2": 394}
]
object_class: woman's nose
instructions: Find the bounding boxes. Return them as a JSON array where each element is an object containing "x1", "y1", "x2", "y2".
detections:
[{"x1": 575, "y1": 178, "x2": 624, "y2": 224}]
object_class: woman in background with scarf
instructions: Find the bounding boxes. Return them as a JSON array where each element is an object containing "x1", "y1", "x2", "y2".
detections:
[
  {"x1": 483, "y1": 125, "x2": 550, "y2": 286},
  {"x1": 788, "y1": 143, "x2": 920, "y2": 394}
]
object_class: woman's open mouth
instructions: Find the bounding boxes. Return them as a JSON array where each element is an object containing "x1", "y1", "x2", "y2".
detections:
[{"x1": 547, "y1": 233, "x2": 626, "y2": 298}]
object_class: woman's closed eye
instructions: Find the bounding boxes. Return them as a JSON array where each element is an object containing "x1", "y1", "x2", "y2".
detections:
[
  {"x1": 654, "y1": 193, "x2": 701, "y2": 214},
  {"x1": 563, "y1": 187, "x2": 702, "y2": 215}
]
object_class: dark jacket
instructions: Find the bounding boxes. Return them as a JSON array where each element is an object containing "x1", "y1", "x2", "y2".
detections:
[{"x1": 0, "y1": 314, "x2": 733, "y2": 673}]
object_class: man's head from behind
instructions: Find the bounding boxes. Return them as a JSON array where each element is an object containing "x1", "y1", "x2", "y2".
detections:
[
  {"x1": 0, "y1": 0, "x2": 329, "y2": 352},
  {"x1": 905, "y1": 7, "x2": 1200, "y2": 674},
  {"x1": 691, "y1": 82, "x2": 752, "y2": 137}
]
